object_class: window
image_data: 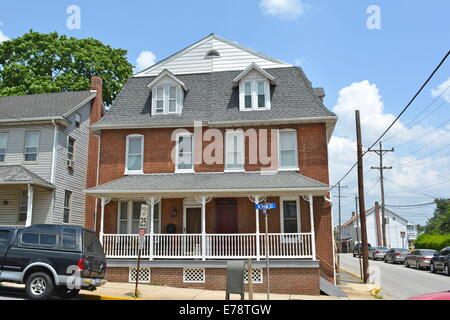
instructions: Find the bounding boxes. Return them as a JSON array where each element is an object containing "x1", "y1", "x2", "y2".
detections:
[
  {"x1": 22, "y1": 233, "x2": 39, "y2": 244},
  {"x1": 279, "y1": 130, "x2": 298, "y2": 170},
  {"x1": 0, "y1": 230, "x2": 10, "y2": 248},
  {"x1": 125, "y1": 135, "x2": 144, "y2": 174},
  {"x1": 225, "y1": 131, "x2": 244, "y2": 171},
  {"x1": 239, "y1": 80, "x2": 270, "y2": 110},
  {"x1": 18, "y1": 190, "x2": 28, "y2": 223},
  {"x1": 0, "y1": 133, "x2": 7, "y2": 162},
  {"x1": 24, "y1": 132, "x2": 40, "y2": 162},
  {"x1": 67, "y1": 137, "x2": 75, "y2": 161},
  {"x1": 281, "y1": 199, "x2": 300, "y2": 233},
  {"x1": 62, "y1": 228, "x2": 78, "y2": 250},
  {"x1": 63, "y1": 190, "x2": 72, "y2": 223},
  {"x1": 152, "y1": 85, "x2": 182, "y2": 115},
  {"x1": 118, "y1": 201, "x2": 160, "y2": 234},
  {"x1": 21, "y1": 233, "x2": 57, "y2": 247},
  {"x1": 75, "y1": 113, "x2": 81, "y2": 128},
  {"x1": 176, "y1": 134, "x2": 194, "y2": 172}
]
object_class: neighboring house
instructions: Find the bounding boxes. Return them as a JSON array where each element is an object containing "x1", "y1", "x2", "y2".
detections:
[
  {"x1": 340, "y1": 202, "x2": 411, "y2": 251},
  {"x1": 85, "y1": 34, "x2": 338, "y2": 295},
  {"x1": 0, "y1": 77, "x2": 103, "y2": 227}
]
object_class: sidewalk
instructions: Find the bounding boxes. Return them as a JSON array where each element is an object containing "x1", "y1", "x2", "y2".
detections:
[{"x1": 337, "y1": 270, "x2": 380, "y2": 300}]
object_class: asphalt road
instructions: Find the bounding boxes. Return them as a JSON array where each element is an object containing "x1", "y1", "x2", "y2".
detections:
[
  {"x1": 0, "y1": 285, "x2": 26, "y2": 300},
  {"x1": 339, "y1": 253, "x2": 450, "y2": 300}
]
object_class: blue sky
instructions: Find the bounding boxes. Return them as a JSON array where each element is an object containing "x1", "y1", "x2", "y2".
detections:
[{"x1": 1, "y1": 0, "x2": 449, "y2": 225}]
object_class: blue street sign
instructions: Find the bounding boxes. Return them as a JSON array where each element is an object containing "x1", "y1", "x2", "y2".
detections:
[{"x1": 255, "y1": 203, "x2": 276, "y2": 210}]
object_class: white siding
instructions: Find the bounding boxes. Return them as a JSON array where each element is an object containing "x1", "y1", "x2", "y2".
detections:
[
  {"x1": 53, "y1": 102, "x2": 91, "y2": 226},
  {"x1": 385, "y1": 212, "x2": 408, "y2": 249}
]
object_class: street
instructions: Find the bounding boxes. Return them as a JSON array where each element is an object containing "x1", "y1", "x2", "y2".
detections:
[{"x1": 339, "y1": 253, "x2": 450, "y2": 300}]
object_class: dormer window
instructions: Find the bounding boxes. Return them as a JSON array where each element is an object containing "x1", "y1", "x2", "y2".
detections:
[{"x1": 148, "y1": 69, "x2": 187, "y2": 115}]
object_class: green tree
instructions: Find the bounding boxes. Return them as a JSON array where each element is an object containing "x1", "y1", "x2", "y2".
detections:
[
  {"x1": 0, "y1": 30, "x2": 133, "y2": 106},
  {"x1": 424, "y1": 199, "x2": 450, "y2": 235}
]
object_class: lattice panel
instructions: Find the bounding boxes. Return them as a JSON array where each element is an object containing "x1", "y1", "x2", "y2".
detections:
[
  {"x1": 129, "y1": 267, "x2": 151, "y2": 283},
  {"x1": 244, "y1": 268, "x2": 263, "y2": 284},
  {"x1": 183, "y1": 268, "x2": 205, "y2": 283}
]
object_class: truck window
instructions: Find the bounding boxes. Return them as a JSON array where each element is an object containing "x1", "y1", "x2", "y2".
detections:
[
  {"x1": 0, "y1": 230, "x2": 10, "y2": 248},
  {"x1": 83, "y1": 230, "x2": 102, "y2": 254},
  {"x1": 22, "y1": 233, "x2": 39, "y2": 244},
  {"x1": 62, "y1": 228, "x2": 78, "y2": 250},
  {"x1": 21, "y1": 232, "x2": 57, "y2": 247}
]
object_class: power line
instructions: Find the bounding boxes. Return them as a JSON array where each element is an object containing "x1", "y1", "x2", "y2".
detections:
[
  {"x1": 331, "y1": 50, "x2": 450, "y2": 189},
  {"x1": 384, "y1": 177, "x2": 438, "y2": 198}
]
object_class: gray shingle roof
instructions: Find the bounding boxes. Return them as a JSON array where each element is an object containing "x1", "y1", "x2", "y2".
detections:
[
  {"x1": 0, "y1": 91, "x2": 95, "y2": 121},
  {"x1": 86, "y1": 171, "x2": 329, "y2": 195},
  {"x1": 0, "y1": 165, "x2": 54, "y2": 189},
  {"x1": 93, "y1": 67, "x2": 336, "y2": 128}
]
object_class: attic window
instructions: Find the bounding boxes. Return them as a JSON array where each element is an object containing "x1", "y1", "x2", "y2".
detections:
[
  {"x1": 205, "y1": 50, "x2": 220, "y2": 59},
  {"x1": 239, "y1": 80, "x2": 270, "y2": 111}
]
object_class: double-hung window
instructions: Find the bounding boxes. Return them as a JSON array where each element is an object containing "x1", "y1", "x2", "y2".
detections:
[
  {"x1": 75, "y1": 113, "x2": 81, "y2": 128},
  {"x1": 67, "y1": 137, "x2": 75, "y2": 161},
  {"x1": 19, "y1": 190, "x2": 28, "y2": 223},
  {"x1": 281, "y1": 198, "x2": 300, "y2": 233},
  {"x1": 125, "y1": 135, "x2": 144, "y2": 174},
  {"x1": 24, "y1": 132, "x2": 40, "y2": 162},
  {"x1": 278, "y1": 130, "x2": 298, "y2": 170},
  {"x1": 240, "y1": 80, "x2": 270, "y2": 110},
  {"x1": 153, "y1": 85, "x2": 181, "y2": 114},
  {"x1": 225, "y1": 131, "x2": 244, "y2": 171},
  {"x1": 0, "y1": 133, "x2": 7, "y2": 162},
  {"x1": 63, "y1": 190, "x2": 72, "y2": 223},
  {"x1": 176, "y1": 133, "x2": 194, "y2": 172},
  {"x1": 118, "y1": 201, "x2": 160, "y2": 234}
]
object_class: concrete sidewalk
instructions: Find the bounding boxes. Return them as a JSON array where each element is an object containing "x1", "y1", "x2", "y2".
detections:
[{"x1": 337, "y1": 270, "x2": 380, "y2": 300}]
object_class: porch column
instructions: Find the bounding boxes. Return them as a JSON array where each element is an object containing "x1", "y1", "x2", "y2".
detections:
[
  {"x1": 145, "y1": 197, "x2": 161, "y2": 261},
  {"x1": 254, "y1": 195, "x2": 260, "y2": 261},
  {"x1": 201, "y1": 195, "x2": 206, "y2": 261},
  {"x1": 25, "y1": 184, "x2": 33, "y2": 227},
  {"x1": 99, "y1": 197, "x2": 110, "y2": 245},
  {"x1": 308, "y1": 194, "x2": 317, "y2": 260}
]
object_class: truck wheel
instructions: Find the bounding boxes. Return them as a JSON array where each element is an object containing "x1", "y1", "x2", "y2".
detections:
[
  {"x1": 25, "y1": 272, "x2": 55, "y2": 300},
  {"x1": 56, "y1": 286, "x2": 80, "y2": 299}
]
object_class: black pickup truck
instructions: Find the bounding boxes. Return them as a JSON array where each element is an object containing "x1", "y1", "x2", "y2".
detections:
[{"x1": 0, "y1": 224, "x2": 107, "y2": 300}]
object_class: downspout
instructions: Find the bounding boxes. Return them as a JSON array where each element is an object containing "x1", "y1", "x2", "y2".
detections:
[
  {"x1": 93, "y1": 133, "x2": 101, "y2": 232},
  {"x1": 50, "y1": 119, "x2": 58, "y2": 223}
]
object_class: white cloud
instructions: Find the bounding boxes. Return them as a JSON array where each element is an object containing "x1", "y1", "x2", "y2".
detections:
[
  {"x1": 260, "y1": 0, "x2": 305, "y2": 20},
  {"x1": 136, "y1": 50, "x2": 157, "y2": 72},
  {"x1": 294, "y1": 58, "x2": 306, "y2": 66},
  {"x1": 0, "y1": 30, "x2": 9, "y2": 43},
  {"x1": 431, "y1": 77, "x2": 450, "y2": 102}
]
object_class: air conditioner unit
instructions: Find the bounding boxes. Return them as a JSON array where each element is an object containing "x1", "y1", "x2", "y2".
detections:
[{"x1": 66, "y1": 159, "x2": 74, "y2": 168}]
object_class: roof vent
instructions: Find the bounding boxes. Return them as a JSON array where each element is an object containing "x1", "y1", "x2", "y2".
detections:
[{"x1": 205, "y1": 49, "x2": 220, "y2": 59}]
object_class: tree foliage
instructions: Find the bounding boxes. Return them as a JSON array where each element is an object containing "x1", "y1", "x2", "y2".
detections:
[
  {"x1": 424, "y1": 199, "x2": 450, "y2": 235},
  {"x1": 0, "y1": 30, "x2": 133, "y2": 105}
]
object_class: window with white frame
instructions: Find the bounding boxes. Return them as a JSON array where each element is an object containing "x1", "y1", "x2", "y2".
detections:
[
  {"x1": 75, "y1": 113, "x2": 81, "y2": 128},
  {"x1": 225, "y1": 131, "x2": 244, "y2": 171},
  {"x1": 118, "y1": 201, "x2": 160, "y2": 234},
  {"x1": 239, "y1": 80, "x2": 270, "y2": 110},
  {"x1": 18, "y1": 190, "x2": 28, "y2": 223},
  {"x1": 0, "y1": 133, "x2": 7, "y2": 162},
  {"x1": 125, "y1": 135, "x2": 144, "y2": 174},
  {"x1": 281, "y1": 199, "x2": 300, "y2": 233},
  {"x1": 63, "y1": 190, "x2": 72, "y2": 223},
  {"x1": 24, "y1": 131, "x2": 40, "y2": 162},
  {"x1": 279, "y1": 130, "x2": 298, "y2": 170},
  {"x1": 152, "y1": 85, "x2": 182, "y2": 115},
  {"x1": 67, "y1": 137, "x2": 75, "y2": 161},
  {"x1": 176, "y1": 133, "x2": 194, "y2": 172}
]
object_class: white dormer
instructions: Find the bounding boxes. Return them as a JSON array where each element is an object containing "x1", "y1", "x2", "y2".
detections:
[
  {"x1": 148, "y1": 69, "x2": 187, "y2": 115},
  {"x1": 233, "y1": 63, "x2": 275, "y2": 111}
]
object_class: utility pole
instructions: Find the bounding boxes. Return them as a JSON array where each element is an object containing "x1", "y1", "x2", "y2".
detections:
[
  {"x1": 355, "y1": 110, "x2": 369, "y2": 283},
  {"x1": 368, "y1": 141, "x2": 394, "y2": 247},
  {"x1": 355, "y1": 196, "x2": 362, "y2": 281}
]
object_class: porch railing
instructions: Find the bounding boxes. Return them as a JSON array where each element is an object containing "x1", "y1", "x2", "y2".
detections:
[{"x1": 102, "y1": 233, "x2": 313, "y2": 259}]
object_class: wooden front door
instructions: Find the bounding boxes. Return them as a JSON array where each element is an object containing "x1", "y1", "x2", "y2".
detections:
[
  {"x1": 215, "y1": 199, "x2": 238, "y2": 234},
  {"x1": 186, "y1": 208, "x2": 201, "y2": 234}
]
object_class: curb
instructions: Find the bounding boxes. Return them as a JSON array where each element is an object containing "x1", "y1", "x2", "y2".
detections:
[
  {"x1": 82, "y1": 294, "x2": 141, "y2": 300},
  {"x1": 339, "y1": 267, "x2": 362, "y2": 280},
  {"x1": 339, "y1": 267, "x2": 383, "y2": 299}
]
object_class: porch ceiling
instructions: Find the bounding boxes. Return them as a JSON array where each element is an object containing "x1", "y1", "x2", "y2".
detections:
[
  {"x1": 85, "y1": 171, "x2": 329, "y2": 198},
  {"x1": 0, "y1": 165, "x2": 54, "y2": 190}
]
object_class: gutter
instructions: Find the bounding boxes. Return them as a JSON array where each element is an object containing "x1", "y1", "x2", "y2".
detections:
[{"x1": 0, "y1": 116, "x2": 70, "y2": 127}]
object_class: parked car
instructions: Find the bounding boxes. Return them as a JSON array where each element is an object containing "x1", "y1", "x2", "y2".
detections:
[
  {"x1": 405, "y1": 249, "x2": 437, "y2": 269},
  {"x1": 408, "y1": 290, "x2": 450, "y2": 300},
  {"x1": 353, "y1": 243, "x2": 372, "y2": 257},
  {"x1": 368, "y1": 246, "x2": 389, "y2": 260},
  {"x1": 0, "y1": 224, "x2": 107, "y2": 300},
  {"x1": 430, "y1": 247, "x2": 450, "y2": 276},
  {"x1": 384, "y1": 248, "x2": 410, "y2": 264}
]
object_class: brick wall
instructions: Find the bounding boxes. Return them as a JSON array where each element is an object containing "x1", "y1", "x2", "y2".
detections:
[{"x1": 105, "y1": 266, "x2": 320, "y2": 295}]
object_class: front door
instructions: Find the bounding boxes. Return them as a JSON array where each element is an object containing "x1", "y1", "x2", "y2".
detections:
[
  {"x1": 215, "y1": 199, "x2": 238, "y2": 234},
  {"x1": 186, "y1": 208, "x2": 201, "y2": 234}
]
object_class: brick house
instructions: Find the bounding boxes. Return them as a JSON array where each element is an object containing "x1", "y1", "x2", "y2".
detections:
[{"x1": 85, "y1": 34, "x2": 338, "y2": 295}]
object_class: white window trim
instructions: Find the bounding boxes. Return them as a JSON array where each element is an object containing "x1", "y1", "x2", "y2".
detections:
[
  {"x1": 17, "y1": 188, "x2": 28, "y2": 224},
  {"x1": 278, "y1": 129, "x2": 299, "y2": 171},
  {"x1": 23, "y1": 131, "x2": 40, "y2": 164},
  {"x1": 279, "y1": 197, "x2": 301, "y2": 234},
  {"x1": 0, "y1": 132, "x2": 8, "y2": 163},
  {"x1": 151, "y1": 85, "x2": 183, "y2": 115},
  {"x1": 75, "y1": 112, "x2": 81, "y2": 128},
  {"x1": 63, "y1": 190, "x2": 72, "y2": 224},
  {"x1": 175, "y1": 132, "x2": 195, "y2": 173},
  {"x1": 117, "y1": 200, "x2": 161, "y2": 234},
  {"x1": 224, "y1": 130, "x2": 245, "y2": 172},
  {"x1": 67, "y1": 136, "x2": 75, "y2": 161},
  {"x1": 239, "y1": 80, "x2": 271, "y2": 111},
  {"x1": 125, "y1": 134, "x2": 144, "y2": 175}
]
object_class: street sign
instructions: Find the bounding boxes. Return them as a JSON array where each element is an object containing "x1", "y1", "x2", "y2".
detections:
[
  {"x1": 400, "y1": 231, "x2": 406, "y2": 238},
  {"x1": 139, "y1": 204, "x2": 149, "y2": 230},
  {"x1": 255, "y1": 203, "x2": 276, "y2": 210}
]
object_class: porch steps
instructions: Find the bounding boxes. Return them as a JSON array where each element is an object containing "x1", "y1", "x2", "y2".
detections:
[{"x1": 319, "y1": 277, "x2": 347, "y2": 297}]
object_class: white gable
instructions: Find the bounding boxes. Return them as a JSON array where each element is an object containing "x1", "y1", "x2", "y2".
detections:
[{"x1": 134, "y1": 34, "x2": 292, "y2": 77}]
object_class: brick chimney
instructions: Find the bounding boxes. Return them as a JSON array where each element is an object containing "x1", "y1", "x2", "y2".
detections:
[
  {"x1": 85, "y1": 76, "x2": 104, "y2": 230},
  {"x1": 375, "y1": 202, "x2": 383, "y2": 246}
]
